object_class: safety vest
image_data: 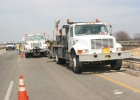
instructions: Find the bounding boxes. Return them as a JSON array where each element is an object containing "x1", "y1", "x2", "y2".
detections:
[
  {"x1": 16, "y1": 44, "x2": 19, "y2": 49},
  {"x1": 47, "y1": 43, "x2": 50, "y2": 47}
]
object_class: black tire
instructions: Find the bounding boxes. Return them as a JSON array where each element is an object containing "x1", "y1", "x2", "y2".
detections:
[
  {"x1": 6, "y1": 49, "x2": 7, "y2": 51},
  {"x1": 48, "y1": 55, "x2": 52, "y2": 59},
  {"x1": 44, "y1": 52, "x2": 47, "y2": 57},
  {"x1": 110, "y1": 59, "x2": 122, "y2": 70},
  {"x1": 62, "y1": 59, "x2": 66, "y2": 64},
  {"x1": 72, "y1": 53, "x2": 82, "y2": 74},
  {"x1": 25, "y1": 53, "x2": 29, "y2": 58}
]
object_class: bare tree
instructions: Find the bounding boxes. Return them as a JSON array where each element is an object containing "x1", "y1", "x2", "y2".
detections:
[
  {"x1": 133, "y1": 33, "x2": 140, "y2": 40},
  {"x1": 113, "y1": 31, "x2": 130, "y2": 41}
]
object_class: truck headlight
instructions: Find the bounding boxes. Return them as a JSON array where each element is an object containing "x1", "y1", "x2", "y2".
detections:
[
  {"x1": 77, "y1": 49, "x2": 88, "y2": 54},
  {"x1": 117, "y1": 48, "x2": 123, "y2": 51}
]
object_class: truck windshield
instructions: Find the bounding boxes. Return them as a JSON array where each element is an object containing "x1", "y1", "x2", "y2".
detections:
[
  {"x1": 75, "y1": 24, "x2": 108, "y2": 36},
  {"x1": 7, "y1": 43, "x2": 14, "y2": 45},
  {"x1": 27, "y1": 35, "x2": 44, "y2": 41}
]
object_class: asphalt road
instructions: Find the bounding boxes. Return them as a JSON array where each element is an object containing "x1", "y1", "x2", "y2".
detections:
[{"x1": 0, "y1": 49, "x2": 140, "y2": 100}]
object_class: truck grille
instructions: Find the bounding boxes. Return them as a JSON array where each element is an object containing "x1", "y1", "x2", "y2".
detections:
[
  {"x1": 31, "y1": 42, "x2": 41, "y2": 48},
  {"x1": 91, "y1": 39, "x2": 113, "y2": 49}
]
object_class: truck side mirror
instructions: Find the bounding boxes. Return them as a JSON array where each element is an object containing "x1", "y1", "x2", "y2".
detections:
[
  {"x1": 110, "y1": 25, "x2": 112, "y2": 36},
  {"x1": 62, "y1": 28, "x2": 66, "y2": 36},
  {"x1": 107, "y1": 25, "x2": 112, "y2": 36}
]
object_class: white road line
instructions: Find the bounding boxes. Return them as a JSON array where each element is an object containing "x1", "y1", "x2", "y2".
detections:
[
  {"x1": 4, "y1": 81, "x2": 14, "y2": 100},
  {"x1": 18, "y1": 58, "x2": 20, "y2": 61},
  {"x1": 114, "y1": 91, "x2": 123, "y2": 94},
  {"x1": 118, "y1": 72, "x2": 126, "y2": 75},
  {"x1": 103, "y1": 73, "x2": 110, "y2": 75}
]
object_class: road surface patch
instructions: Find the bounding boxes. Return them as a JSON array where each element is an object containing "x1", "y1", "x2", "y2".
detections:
[
  {"x1": 83, "y1": 68, "x2": 140, "y2": 93},
  {"x1": 96, "y1": 74, "x2": 140, "y2": 93}
]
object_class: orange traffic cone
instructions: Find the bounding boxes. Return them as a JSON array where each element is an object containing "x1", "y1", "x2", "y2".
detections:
[
  {"x1": 18, "y1": 75, "x2": 28, "y2": 100},
  {"x1": 20, "y1": 52, "x2": 23, "y2": 58}
]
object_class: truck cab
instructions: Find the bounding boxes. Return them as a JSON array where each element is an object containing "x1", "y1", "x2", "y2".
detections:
[{"x1": 24, "y1": 33, "x2": 47, "y2": 58}]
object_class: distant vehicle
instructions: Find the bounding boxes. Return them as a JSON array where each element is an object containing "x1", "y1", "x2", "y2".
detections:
[{"x1": 6, "y1": 42, "x2": 15, "y2": 51}]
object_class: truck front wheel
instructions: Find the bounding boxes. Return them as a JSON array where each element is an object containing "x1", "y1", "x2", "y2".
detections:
[
  {"x1": 72, "y1": 54, "x2": 82, "y2": 74},
  {"x1": 110, "y1": 59, "x2": 122, "y2": 70}
]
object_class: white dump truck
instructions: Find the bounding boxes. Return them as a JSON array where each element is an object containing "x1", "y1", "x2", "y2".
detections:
[
  {"x1": 24, "y1": 33, "x2": 48, "y2": 58},
  {"x1": 51, "y1": 19, "x2": 131, "y2": 74}
]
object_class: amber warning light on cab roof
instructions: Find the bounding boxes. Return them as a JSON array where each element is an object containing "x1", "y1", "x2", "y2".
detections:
[
  {"x1": 96, "y1": 19, "x2": 98, "y2": 22},
  {"x1": 67, "y1": 18, "x2": 99, "y2": 24}
]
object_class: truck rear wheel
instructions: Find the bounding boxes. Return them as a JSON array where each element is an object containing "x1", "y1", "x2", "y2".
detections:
[
  {"x1": 25, "y1": 53, "x2": 29, "y2": 58},
  {"x1": 44, "y1": 52, "x2": 47, "y2": 57},
  {"x1": 72, "y1": 54, "x2": 82, "y2": 74},
  {"x1": 48, "y1": 55, "x2": 52, "y2": 59},
  {"x1": 110, "y1": 59, "x2": 122, "y2": 70}
]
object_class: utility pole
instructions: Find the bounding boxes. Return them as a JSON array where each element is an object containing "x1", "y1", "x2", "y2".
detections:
[
  {"x1": 53, "y1": 31, "x2": 54, "y2": 41},
  {"x1": 47, "y1": 35, "x2": 49, "y2": 40}
]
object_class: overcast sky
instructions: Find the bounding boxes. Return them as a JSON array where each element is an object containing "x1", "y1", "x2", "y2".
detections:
[{"x1": 0, "y1": 0, "x2": 140, "y2": 43}]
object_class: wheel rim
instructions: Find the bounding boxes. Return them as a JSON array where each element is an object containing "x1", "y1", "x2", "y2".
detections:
[
  {"x1": 56, "y1": 55, "x2": 58, "y2": 62},
  {"x1": 73, "y1": 57, "x2": 76, "y2": 71}
]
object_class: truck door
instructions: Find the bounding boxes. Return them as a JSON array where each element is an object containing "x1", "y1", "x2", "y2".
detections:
[{"x1": 68, "y1": 26, "x2": 74, "y2": 52}]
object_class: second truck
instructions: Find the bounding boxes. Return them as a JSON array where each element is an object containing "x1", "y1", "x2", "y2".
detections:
[
  {"x1": 51, "y1": 19, "x2": 131, "y2": 74},
  {"x1": 24, "y1": 33, "x2": 48, "y2": 58}
]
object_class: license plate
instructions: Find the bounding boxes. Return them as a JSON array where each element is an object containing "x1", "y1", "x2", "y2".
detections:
[{"x1": 102, "y1": 47, "x2": 110, "y2": 54}]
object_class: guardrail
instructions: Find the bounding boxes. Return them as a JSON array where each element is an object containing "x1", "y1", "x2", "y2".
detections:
[
  {"x1": 117, "y1": 41, "x2": 140, "y2": 45},
  {"x1": 117, "y1": 41, "x2": 140, "y2": 50},
  {"x1": 0, "y1": 47, "x2": 5, "y2": 50},
  {"x1": 0, "y1": 45, "x2": 5, "y2": 50},
  {"x1": 123, "y1": 57, "x2": 140, "y2": 69}
]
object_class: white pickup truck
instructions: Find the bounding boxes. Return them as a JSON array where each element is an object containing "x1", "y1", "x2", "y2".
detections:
[{"x1": 6, "y1": 42, "x2": 15, "y2": 51}]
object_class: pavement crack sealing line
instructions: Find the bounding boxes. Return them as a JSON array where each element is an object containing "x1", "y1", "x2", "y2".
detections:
[{"x1": 83, "y1": 68, "x2": 140, "y2": 93}]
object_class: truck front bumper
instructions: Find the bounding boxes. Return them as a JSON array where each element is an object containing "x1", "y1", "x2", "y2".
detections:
[
  {"x1": 79, "y1": 52, "x2": 131, "y2": 62},
  {"x1": 25, "y1": 48, "x2": 47, "y2": 53},
  {"x1": 6, "y1": 47, "x2": 15, "y2": 50}
]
